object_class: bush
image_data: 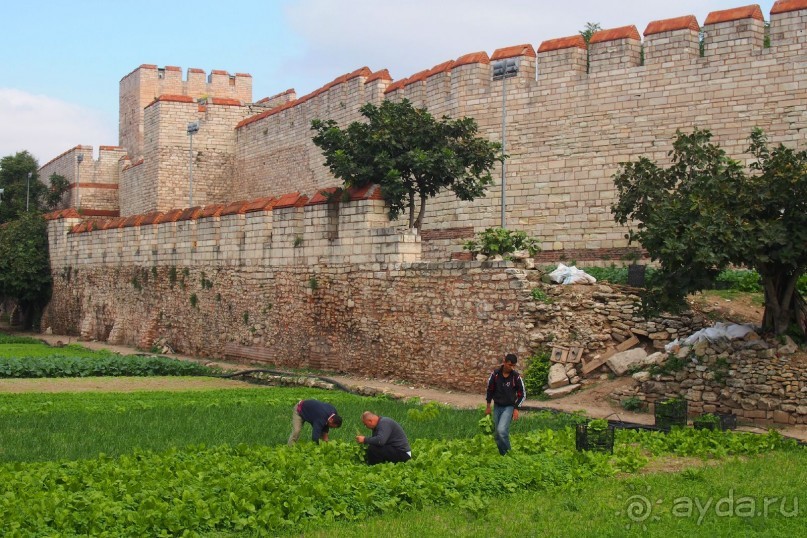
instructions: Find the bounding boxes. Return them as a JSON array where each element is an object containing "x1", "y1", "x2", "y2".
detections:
[
  {"x1": 715, "y1": 269, "x2": 762, "y2": 292},
  {"x1": 584, "y1": 265, "x2": 628, "y2": 284},
  {"x1": 463, "y1": 227, "x2": 541, "y2": 257},
  {"x1": 621, "y1": 396, "x2": 643, "y2": 411},
  {"x1": 522, "y1": 348, "x2": 551, "y2": 397},
  {"x1": 531, "y1": 288, "x2": 553, "y2": 303}
]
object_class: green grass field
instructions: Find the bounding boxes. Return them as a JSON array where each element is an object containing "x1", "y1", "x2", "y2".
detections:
[
  {"x1": 0, "y1": 335, "x2": 804, "y2": 536},
  {"x1": 0, "y1": 388, "x2": 579, "y2": 462}
]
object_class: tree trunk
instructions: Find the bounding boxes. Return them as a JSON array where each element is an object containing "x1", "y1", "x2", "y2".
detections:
[
  {"x1": 407, "y1": 191, "x2": 415, "y2": 229},
  {"x1": 414, "y1": 193, "x2": 427, "y2": 230},
  {"x1": 761, "y1": 273, "x2": 805, "y2": 336}
]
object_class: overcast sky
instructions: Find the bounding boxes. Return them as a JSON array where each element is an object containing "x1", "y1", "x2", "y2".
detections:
[{"x1": 0, "y1": 0, "x2": 776, "y2": 165}]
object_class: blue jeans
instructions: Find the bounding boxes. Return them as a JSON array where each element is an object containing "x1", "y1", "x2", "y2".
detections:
[{"x1": 492, "y1": 405, "x2": 515, "y2": 455}]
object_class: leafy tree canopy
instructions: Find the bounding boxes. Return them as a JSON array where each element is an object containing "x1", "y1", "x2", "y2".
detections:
[
  {"x1": 612, "y1": 128, "x2": 806, "y2": 337},
  {"x1": 0, "y1": 151, "x2": 69, "y2": 224},
  {"x1": 0, "y1": 212, "x2": 52, "y2": 329},
  {"x1": 311, "y1": 99, "x2": 502, "y2": 229}
]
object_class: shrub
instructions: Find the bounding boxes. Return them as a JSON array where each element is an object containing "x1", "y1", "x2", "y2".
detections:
[
  {"x1": 522, "y1": 348, "x2": 551, "y2": 397},
  {"x1": 621, "y1": 396, "x2": 643, "y2": 411},
  {"x1": 463, "y1": 227, "x2": 541, "y2": 257},
  {"x1": 715, "y1": 269, "x2": 762, "y2": 292},
  {"x1": 648, "y1": 354, "x2": 690, "y2": 376}
]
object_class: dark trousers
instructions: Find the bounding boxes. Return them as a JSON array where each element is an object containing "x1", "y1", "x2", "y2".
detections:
[{"x1": 366, "y1": 444, "x2": 411, "y2": 465}]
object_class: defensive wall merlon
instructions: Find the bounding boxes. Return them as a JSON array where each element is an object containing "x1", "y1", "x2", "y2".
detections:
[
  {"x1": 119, "y1": 64, "x2": 253, "y2": 100},
  {"x1": 233, "y1": 2, "x2": 806, "y2": 131},
  {"x1": 119, "y1": 64, "x2": 252, "y2": 161},
  {"x1": 229, "y1": 1, "x2": 807, "y2": 224},
  {"x1": 43, "y1": 184, "x2": 422, "y2": 269}
]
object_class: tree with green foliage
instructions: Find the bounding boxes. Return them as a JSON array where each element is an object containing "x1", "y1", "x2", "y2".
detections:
[
  {"x1": 0, "y1": 212, "x2": 53, "y2": 329},
  {"x1": 612, "y1": 128, "x2": 806, "y2": 337},
  {"x1": 0, "y1": 151, "x2": 69, "y2": 224},
  {"x1": 311, "y1": 99, "x2": 502, "y2": 230}
]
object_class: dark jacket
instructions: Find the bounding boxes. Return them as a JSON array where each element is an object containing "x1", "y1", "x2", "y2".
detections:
[
  {"x1": 363, "y1": 417, "x2": 411, "y2": 453},
  {"x1": 486, "y1": 368, "x2": 526, "y2": 408},
  {"x1": 299, "y1": 400, "x2": 337, "y2": 442}
]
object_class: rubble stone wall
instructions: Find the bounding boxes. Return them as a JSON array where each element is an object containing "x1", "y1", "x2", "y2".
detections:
[{"x1": 613, "y1": 337, "x2": 807, "y2": 425}]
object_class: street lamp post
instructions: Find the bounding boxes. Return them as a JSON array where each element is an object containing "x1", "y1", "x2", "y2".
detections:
[
  {"x1": 26, "y1": 172, "x2": 32, "y2": 212},
  {"x1": 187, "y1": 122, "x2": 199, "y2": 207},
  {"x1": 76, "y1": 154, "x2": 84, "y2": 211},
  {"x1": 491, "y1": 58, "x2": 519, "y2": 229}
]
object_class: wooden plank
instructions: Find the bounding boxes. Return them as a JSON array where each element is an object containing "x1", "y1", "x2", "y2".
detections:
[
  {"x1": 582, "y1": 347, "x2": 617, "y2": 375},
  {"x1": 615, "y1": 334, "x2": 640, "y2": 352}
]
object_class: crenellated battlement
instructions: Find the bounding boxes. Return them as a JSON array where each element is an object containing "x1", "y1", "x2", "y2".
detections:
[
  {"x1": 119, "y1": 64, "x2": 252, "y2": 162},
  {"x1": 42, "y1": 1, "x2": 807, "y2": 263},
  {"x1": 44, "y1": 184, "x2": 420, "y2": 270},
  {"x1": 226, "y1": 1, "x2": 807, "y2": 261}
]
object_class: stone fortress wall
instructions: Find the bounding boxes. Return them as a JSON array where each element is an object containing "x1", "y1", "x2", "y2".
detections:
[
  {"x1": 36, "y1": 2, "x2": 807, "y2": 262},
  {"x1": 34, "y1": 4, "x2": 807, "y2": 294},
  {"x1": 35, "y1": 1, "x2": 807, "y2": 420},
  {"x1": 43, "y1": 199, "x2": 806, "y2": 424},
  {"x1": 231, "y1": 3, "x2": 807, "y2": 260},
  {"x1": 38, "y1": 145, "x2": 127, "y2": 215}
]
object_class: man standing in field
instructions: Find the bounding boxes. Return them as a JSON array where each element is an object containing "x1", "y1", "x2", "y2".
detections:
[
  {"x1": 288, "y1": 399, "x2": 343, "y2": 444},
  {"x1": 356, "y1": 411, "x2": 412, "y2": 464},
  {"x1": 485, "y1": 353, "x2": 526, "y2": 455}
]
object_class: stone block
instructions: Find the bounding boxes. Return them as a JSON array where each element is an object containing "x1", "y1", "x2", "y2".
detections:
[
  {"x1": 548, "y1": 363, "x2": 570, "y2": 388},
  {"x1": 606, "y1": 348, "x2": 648, "y2": 376},
  {"x1": 543, "y1": 383, "x2": 581, "y2": 399}
]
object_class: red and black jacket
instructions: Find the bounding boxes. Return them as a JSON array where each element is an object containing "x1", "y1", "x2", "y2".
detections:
[{"x1": 486, "y1": 368, "x2": 526, "y2": 408}]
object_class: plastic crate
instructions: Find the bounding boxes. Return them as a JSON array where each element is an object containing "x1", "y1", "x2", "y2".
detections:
[
  {"x1": 654, "y1": 398, "x2": 688, "y2": 432},
  {"x1": 575, "y1": 423, "x2": 615, "y2": 453},
  {"x1": 718, "y1": 413, "x2": 737, "y2": 431}
]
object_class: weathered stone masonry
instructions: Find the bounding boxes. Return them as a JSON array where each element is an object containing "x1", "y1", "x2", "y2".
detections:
[
  {"x1": 37, "y1": 3, "x2": 807, "y2": 262},
  {"x1": 42, "y1": 192, "x2": 533, "y2": 392},
  {"x1": 43, "y1": 196, "x2": 807, "y2": 425},
  {"x1": 36, "y1": 2, "x2": 807, "y2": 424}
]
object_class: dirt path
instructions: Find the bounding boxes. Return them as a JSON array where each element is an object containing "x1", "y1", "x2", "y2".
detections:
[{"x1": 3, "y1": 326, "x2": 806, "y2": 441}]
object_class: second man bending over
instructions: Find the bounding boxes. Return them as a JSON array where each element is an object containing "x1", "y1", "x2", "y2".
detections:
[{"x1": 288, "y1": 399, "x2": 343, "y2": 444}]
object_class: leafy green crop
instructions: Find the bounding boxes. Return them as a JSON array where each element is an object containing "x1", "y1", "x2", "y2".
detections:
[
  {"x1": 0, "y1": 342, "x2": 116, "y2": 360},
  {"x1": 0, "y1": 354, "x2": 220, "y2": 378},
  {"x1": 0, "y1": 427, "x2": 796, "y2": 536},
  {"x1": 0, "y1": 333, "x2": 43, "y2": 345}
]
